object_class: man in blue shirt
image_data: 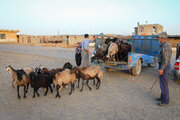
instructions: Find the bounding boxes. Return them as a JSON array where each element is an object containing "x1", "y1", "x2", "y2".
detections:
[{"x1": 81, "y1": 34, "x2": 96, "y2": 66}]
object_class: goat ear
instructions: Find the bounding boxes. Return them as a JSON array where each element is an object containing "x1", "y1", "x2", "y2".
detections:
[
  {"x1": 70, "y1": 67, "x2": 74, "y2": 74},
  {"x1": 70, "y1": 67, "x2": 77, "y2": 74},
  {"x1": 30, "y1": 72, "x2": 36, "y2": 79},
  {"x1": 38, "y1": 64, "x2": 41, "y2": 68},
  {"x1": 70, "y1": 69, "x2": 73, "y2": 74}
]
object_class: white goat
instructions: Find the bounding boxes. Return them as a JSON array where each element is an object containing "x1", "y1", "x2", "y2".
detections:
[{"x1": 106, "y1": 42, "x2": 119, "y2": 61}]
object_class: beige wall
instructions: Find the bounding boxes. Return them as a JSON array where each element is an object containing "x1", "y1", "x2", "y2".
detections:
[
  {"x1": 18, "y1": 35, "x2": 65, "y2": 44},
  {"x1": 18, "y1": 35, "x2": 94, "y2": 45},
  {"x1": 0, "y1": 31, "x2": 18, "y2": 42}
]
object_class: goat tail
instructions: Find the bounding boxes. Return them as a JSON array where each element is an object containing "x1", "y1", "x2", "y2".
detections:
[{"x1": 98, "y1": 70, "x2": 104, "y2": 79}]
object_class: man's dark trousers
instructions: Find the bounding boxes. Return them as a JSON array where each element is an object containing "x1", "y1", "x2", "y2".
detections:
[{"x1": 159, "y1": 62, "x2": 171, "y2": 104}]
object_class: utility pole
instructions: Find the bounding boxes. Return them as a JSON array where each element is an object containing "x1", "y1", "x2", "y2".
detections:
[{"x1": 57, "y1": 30, "x2": 59, "y2": 35}]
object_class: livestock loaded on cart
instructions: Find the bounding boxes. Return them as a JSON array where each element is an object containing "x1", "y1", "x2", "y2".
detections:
[{"x1": 92, "y1": 34, "x2": 160, "y2": 76}]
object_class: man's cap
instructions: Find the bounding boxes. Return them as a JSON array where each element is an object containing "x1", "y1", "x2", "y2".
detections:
[{"x1": 158, "y1": 32, "x2": 167, "y2": 39}]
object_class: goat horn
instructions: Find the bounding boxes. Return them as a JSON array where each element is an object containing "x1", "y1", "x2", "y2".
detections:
[{"x1": 38, "y1": 64, "x2": 41, "y2": 68}]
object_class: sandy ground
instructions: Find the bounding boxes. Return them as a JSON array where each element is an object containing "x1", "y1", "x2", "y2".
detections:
[{"x1": 0, "y1": 44, "x2": 180, "y2": 120}]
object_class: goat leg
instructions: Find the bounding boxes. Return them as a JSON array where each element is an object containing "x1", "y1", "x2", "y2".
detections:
[
  {"x1": 77, "y1": 78, "x2": 80, "y2": 88},
  {"x1": 85, "y1": 80, "x2": 88, "y2": 85},
  {"x1": 80, "y1": 80, "x2": 84, "y2": 92},
  {"x1": 26, "y1": 83, "x2": 29, "y2": 93},
  {"x1": 73, "y1": 83, "x2": 75, "y2": 91},
  {"x1": 33, "y1": 88, "x2": 36, "y2": 98},
  {"x1": 17, "y1": 85, "x2": 20, "y2": 99},
  {"x1": 96, "y1": 78, "x2": 99, "y2": 87},
  {"x1": 115, "y1": 53, "x2": 119, "y2": 61},
  {"x1": 49, "y1": 86, "x2": 53, "y2": 93},
  {"x1": 23, "y1": 86, "x2": 26, "y2": 98},
  {"x1": 58, "y1": 85, "x2": 63, "y2": 91},
  {"x1": 12, "y1": 79, "x2": 15, "y2": 89},
  {"x1": 53, "y1": 83, "x2": 55, "y2": 88},
  {"x1": 86, "y1": 80, "x2": 92, "y2": 90},
  {"x1": 96, "y1": 81, "x2": 99, "y2": 89},
  {"x1": 55, "y1": 85, "x2": 61, "y2": 98},
  {"x1": 98, "y1": 80, "x2": 101, "y2": 89},
  {"x1": 36, "y1": 89, "x2": 40, "y2": 97},
  {"x1": 93, "y1": 78, "x2": 95, "y2": 85},
  {"x1": 96, "y1": 78, "x2": 101, "y2": 89},
  {"x1": 113, "y1": 55, "x2": 115, "y2": 62},
  {"x1": 69, "y1": 83, "x2": 73, "y2": 95},
  {"x1": 103, "y1": 56, "x2": 106, "y2": 62},
  {"x1": 44, "y1": 87, "x2": 48, "y2": 96}
]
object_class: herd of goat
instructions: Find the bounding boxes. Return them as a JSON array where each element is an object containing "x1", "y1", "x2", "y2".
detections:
[
  {"x1": 91, "y1": 38, "x2": 131, "y2": 63},
  {"x1": 5, "y1": 37, "x2": 131, "y2": 99},
  {"x1": 6, "y1": 62, "x2": 104, "y2": 99}
]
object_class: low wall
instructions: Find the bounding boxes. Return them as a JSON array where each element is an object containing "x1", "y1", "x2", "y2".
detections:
[{"x1": 18, "y1": 35, "x2": 94, "y2": 45}]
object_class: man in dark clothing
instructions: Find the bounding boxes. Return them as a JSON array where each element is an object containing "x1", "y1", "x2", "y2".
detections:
[{"x1": 157, "y1": 32, "x2": 172, "y2": 106}]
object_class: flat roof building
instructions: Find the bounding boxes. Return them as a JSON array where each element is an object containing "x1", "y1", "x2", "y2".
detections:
[
  {"x1": 134, "y1": 23, "x2": 163, "y2": 36},
  {"x1": 0, "y1": 29, "x2": 19, "y2": 42}
]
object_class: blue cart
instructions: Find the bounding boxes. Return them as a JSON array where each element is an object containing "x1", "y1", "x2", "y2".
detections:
[{"x1": 95, "y1": 34, "x2": 160, "y2": 76}]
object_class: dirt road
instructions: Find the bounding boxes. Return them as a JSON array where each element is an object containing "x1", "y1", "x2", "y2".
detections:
[{"x1": 0, "y1": 44, "x2": 180, "y2": 120}]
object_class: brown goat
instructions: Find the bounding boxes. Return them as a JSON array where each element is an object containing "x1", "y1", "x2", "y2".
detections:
[
  {"x1": 73, "y1": 66, "x2": 104, "y2": 91},
  {"x1": 53, "y1": 69, "x2": 77, "y2": 98}
]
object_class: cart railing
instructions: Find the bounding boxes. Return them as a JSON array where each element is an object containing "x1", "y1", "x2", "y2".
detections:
[{"x1": 131, "y1": 35, "x2": 160, "y2": 57}]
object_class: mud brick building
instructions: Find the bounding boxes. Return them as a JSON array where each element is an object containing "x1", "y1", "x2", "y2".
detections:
[{"x1": 0, "y1": 29, "x2": 19, "y2": 42}]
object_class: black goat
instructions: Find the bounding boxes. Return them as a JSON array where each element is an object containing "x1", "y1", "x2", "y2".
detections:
[
  {"x1": 117, "y1": 41, "x2": 131, "y2": 61},
  {"x1": 29, "y1": 71, "x2": 53, "y2": 98},
  {"x1": 105, "y1": 37, "x2": 118, "y2": 44},
  {"x1": 63, "y1": 62, "x2": 73, "y2": 70}
]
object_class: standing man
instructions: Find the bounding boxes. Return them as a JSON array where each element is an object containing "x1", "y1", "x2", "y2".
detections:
[
  {"x1": 157, "y1": 32, "x2": 172, "y2": 106},
  {"x1": 81, "y1": 34, "x2": 96, "y2": 67}
]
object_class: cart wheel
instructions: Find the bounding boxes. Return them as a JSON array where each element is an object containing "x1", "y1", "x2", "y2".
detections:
[
  {"x1": 132, "y1": 59, "x2": 142, "y2": 76},
  {"x1": 148, "y1": 57, "x2": 157, "y2": 67}
]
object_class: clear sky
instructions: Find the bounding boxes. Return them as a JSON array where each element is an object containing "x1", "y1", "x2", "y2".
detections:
[{"x1": 0, "y1": 0, "x2": 180, "y2": 35}]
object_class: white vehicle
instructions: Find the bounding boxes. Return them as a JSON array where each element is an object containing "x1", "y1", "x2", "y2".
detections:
[{"x1": 174, "y1": 43, "x2": 180, "y2": 81}]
